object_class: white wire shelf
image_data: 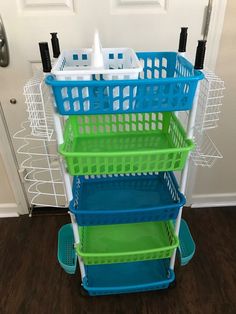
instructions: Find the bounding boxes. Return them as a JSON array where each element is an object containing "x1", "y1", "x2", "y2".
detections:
[
  {"x1": 191, "y1": 130, "x2": 223, "y2": 167},
  {"x1": 24, "y1": 163, "x2": 67, "y2": 208},
  {"x1": 24, "y1": 168, "x2": 64, "y2": 183},
  {"x1": 14, "y1": 70, "x2": 69, "y2": 209},
  {"x1": 13, "y1": 121, "x2": 56, "y2": 142},
  {"x1": 16, "y1": 140, "x2": 58, "y2": 157},
  {"x1": 15, "y1": 137, "x2": 68, "y2": 208},
  {"x1": 195, "y1": 70, "x2": 225, "y2": 131},
  {"x1": 28, "y1": 181, "x2": 65, "y2": 195},
  {"x1": 28, "y1": 180, "x2": 67, "y2": 208},
  {"x1": 23, "y1": 71, "x2": 55, "y2": 141},
  {"x1": 20, "y1": 155, "x2": 61, "y2": 170},
  {"x1": 30, "y1": 192, "x2": 67, "y2": 208}
]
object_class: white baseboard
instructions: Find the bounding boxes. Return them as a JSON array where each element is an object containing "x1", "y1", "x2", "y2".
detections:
[
  {"x1": 0, "y1": 203, "x2": 20, "y2": 218},
  {"x1": 191, "y1": 193, "x2": 236, "y2": 208}
]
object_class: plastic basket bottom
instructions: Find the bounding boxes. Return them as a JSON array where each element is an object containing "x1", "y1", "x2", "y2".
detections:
[
  {"x1": 83, "y1": 259, "x2": 174, "y2": 296},
  {"x1": 73, "y1": 132, "x2": 172, "y2": 153}
]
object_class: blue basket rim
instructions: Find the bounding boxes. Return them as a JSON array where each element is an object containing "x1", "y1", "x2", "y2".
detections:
[
  {"x1": 70, "y1": 197, "x2": 185, "y2": 215},
  {"x1": 45, "y1": 51, "x2": 204, "y2": 87},
  {"x1": 46, "y1": 72, "x2": 203, "y2": 86}
]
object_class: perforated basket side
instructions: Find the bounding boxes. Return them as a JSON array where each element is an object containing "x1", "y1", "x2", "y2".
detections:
[
  {"x1": 57, "y1": 224, "x2": 77, "y2": 274},
  {"x1": 51, "y1": 48, "x2": 142, "y2": 80},
  {"x1": 46, "y1": 52, "x2": 203, "y2": 115},
  {"x1": 83, "y1": 259, "x2": 175, "y2": 296}
]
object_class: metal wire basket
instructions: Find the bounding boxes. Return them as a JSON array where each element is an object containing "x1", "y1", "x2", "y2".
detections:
[{"x1": 24, "y1": 71, "x2": 54, "y2": 141}]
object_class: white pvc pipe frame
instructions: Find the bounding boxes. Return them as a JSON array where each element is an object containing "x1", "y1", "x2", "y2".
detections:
[
  {"x1": 68, "y1": 211, "x2": 86, "y2": 279},
  {"x1": 53, "y1": 100, "x2": 86, "y2": 282},
  {"x1": 52, "y1": 105, "x2": 86, "y2": 281},
  {"x1": 175, "y1": 52, "x2": 185, "y2": 118},
  {"x1": 53, "y1": 113, "x2": 73, "y2": 203},
  {"x1": 44, "y1": 73, "x2": 86, "y2": 281},
  {"x1": 169, "y1": 81, "x2": 201, "y2": 270}
]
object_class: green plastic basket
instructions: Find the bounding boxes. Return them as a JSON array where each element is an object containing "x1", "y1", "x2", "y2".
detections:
[
  {"x1": 76, "y1": 221, "x2": 179, "y2": 265},
  {"x1": 59, "y1": 112, "x2": 194, "y2": 175}
]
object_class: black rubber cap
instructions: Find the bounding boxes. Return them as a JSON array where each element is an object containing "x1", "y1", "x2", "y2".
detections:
[
  {"x1": 39, "y1": 42, "x2": 52, "y2": 73},
  {"x1": 50, "y1": 32, "x2": 60, "y2": 58},
  {"x1": 178, "y1": 27, "x2": 188, "y2": 53},
  {"x1": 194, "y1": 40, "x2": 206, "y2": 70}
]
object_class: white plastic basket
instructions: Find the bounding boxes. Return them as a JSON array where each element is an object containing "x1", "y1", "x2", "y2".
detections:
[
  {"x1": 51, "y1": 48, "x2": 142, "y2": 81},
  {"x1": 51, "y1": 47, "x2": 142, "y2": 111}
]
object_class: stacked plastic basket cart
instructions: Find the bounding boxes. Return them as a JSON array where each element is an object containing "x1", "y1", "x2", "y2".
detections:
[{"x1": 29, "y1": 28, "x2": 222, "y2": 295}]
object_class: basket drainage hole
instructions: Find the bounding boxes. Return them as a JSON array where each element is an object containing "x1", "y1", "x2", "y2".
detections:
[
  {"x1": 109, "y1": 53, "x2": 114, "y2": 59},
  {"x1": 73, "y1": 54, "x2": 79, "y2": 60}
]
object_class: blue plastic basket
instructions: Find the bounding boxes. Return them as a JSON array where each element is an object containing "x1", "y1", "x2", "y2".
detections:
[
  {"x1": 178, "y1": 219, "x2": 196, "y2": 266},
  {"x1": 57, "y1": 224, "x2": 77, "y2": 274},
  {"x1": 83, "y1": 259, "x2": 174, "y2": 296},
  {"x1": 69, "y1": 172, "x2": 185, "y2": 226},
  {"x1": 46, "y1": 52, "x2": 204, "y2": 115}
]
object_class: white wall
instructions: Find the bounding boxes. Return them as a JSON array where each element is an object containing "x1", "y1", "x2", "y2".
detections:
[{"x1": 192, "y1": 0, "x2": 236, "y2": 206}]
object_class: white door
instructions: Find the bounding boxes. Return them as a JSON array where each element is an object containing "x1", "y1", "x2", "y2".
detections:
[
  {"x1": 0, "y1": 0, "x2": 225, "y2": 213},
  {"x1": 0, "y1": 104, "x2": 28, "y2": 215},
  {"x1": 0, "y1": 155, "x2": 14, "y2": 205}
]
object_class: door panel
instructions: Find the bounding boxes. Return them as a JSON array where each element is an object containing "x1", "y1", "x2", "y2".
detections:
[
  {"x1": 0, "y1": 0, "x2": 224, "y2": 210},
  {"x1": 0, "y1": 154, "x2": 15, "y2": 203},
  {"x1": 0, "y1": 0, "x2": 208, "y2": 136}
]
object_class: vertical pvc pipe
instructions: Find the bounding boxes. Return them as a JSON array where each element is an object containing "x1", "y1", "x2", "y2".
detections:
[
  {"x1": 175, "y1": 51, "x2": 185, "y2": 120},
  {"x1": 53, "y1": 113, "x2": 64, "y2": 145},
  {"x1": 187, "y1": 86, "x2": 200, "y2": 139},
  {"x1": 44, "y1": 55, "x2": 86, "y2": 280},
  {"x1": 69, "y1": 211, "x2": 80, "y2": 243},
  {"x1": 169, "y1": 84, "x2": 200, "y2": 271},
  {"x1": 52, "y1": 112, "x2": 73, "y2": 202},
  {"x1": 176, "y1": 27, "x2": 188, "y2": 118},
  {"x1": 68, "y1": 211, "x2": 86, "y2": 280},
  {"x1": 61, "y1": 162, "x2": 73, "y2": 202}
]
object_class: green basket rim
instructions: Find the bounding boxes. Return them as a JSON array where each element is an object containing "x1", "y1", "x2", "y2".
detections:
[{"x1": 59, "y1": 141, "x2": 194, "y2": 157}]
